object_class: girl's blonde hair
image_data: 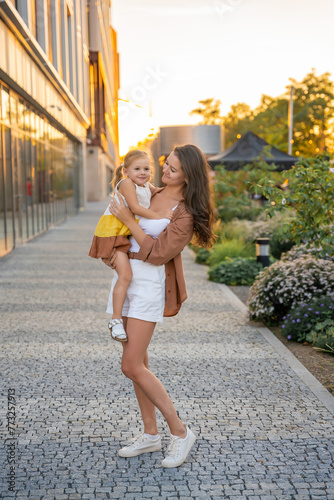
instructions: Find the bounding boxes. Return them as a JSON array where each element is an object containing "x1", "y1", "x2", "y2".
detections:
[{"x1": 111, "y1": 149, "x2": 153, "y2": 190}]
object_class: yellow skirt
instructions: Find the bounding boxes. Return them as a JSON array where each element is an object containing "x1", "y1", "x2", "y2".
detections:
[{"x1": 89, "y1": 214, "x2": 131, "y2": 259}]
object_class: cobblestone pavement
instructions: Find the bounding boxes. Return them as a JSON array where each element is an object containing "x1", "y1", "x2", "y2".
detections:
[{"x1": 1, "y1": 201, "x2": 334, "y2": 500}]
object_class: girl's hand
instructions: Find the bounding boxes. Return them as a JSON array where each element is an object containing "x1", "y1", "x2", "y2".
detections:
[
  {"x1": 102, "y1": 249, "x2": 117, "y2": 269},
  {"x1": 109, "y1": 195, "x2": 134, "y2": 225}
]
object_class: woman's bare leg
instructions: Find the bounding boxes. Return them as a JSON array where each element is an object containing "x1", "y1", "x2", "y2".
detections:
[
  {"x1": 133, "y1": 357, "x2": 159, "y2": 435},
  {"x1": 121, "y1": 317, "x2": 186, "y2": 438},
  {"x1": 122, "y1": 318, "x2": 157, "y2": 434},
  {"x1": 112, "y1": 251, "x2": 132, "y2": 319}
]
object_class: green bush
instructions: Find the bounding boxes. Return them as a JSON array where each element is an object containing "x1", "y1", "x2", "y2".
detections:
[
  {"x1": 216, "y1": 195, "x2": 262, "y2": 222},
  {"x1": 188, "y1": 243, "x2": 201, "y2": 253},
  {"x1": 280, "y1": 295, "x2": 334, "y2": 342},
  {"x1": 248, "y1": 256, "x2": 334, "y2": 323},
  {"x1": 216, "y1": 219, "x2": 252, "y2": 242},
  {"x1": 269, "y1": 233, "x2": 295, "y2": 260},
  {"x1": 214, "y1": 157, "x2": 283, "y2": 223},
  {"x1": 311, "y1": 327, "x2": 334, "y2": 355},
  {"x1": 240, "y1": 212, "x2": 295, "y2": 259},
  {"x1": 206, "y1": 239, "x2": 255, "y2": 267},
  {"x1": 208, "y1": 257, "x2": 263, "y2": 286},
  {"x1": 254, "y1": 155, "x2": 334, "y2": 258},
  {"x1": 195, "y1": 248, "x2": 211, "y2": 264}
]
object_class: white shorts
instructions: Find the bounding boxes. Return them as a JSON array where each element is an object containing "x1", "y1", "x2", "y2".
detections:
[{"x1": 106, "y1": 259, "x2": 166, "y2": 323}]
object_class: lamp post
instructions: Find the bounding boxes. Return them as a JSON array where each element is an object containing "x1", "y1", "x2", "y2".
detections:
[
  {"x1": 288, "y1": 85, "x2": 294, "y2": 155},
  {"x1": 256, "y1": 238, "x2": 270, "y2": 267}
]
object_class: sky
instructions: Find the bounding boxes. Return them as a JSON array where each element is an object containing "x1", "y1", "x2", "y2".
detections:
[{"x1": 112, "y1": 0, "x2": 334, "y2": 155}]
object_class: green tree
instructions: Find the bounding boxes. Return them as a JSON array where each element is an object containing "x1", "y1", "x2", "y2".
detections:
[
  {"x1": 253, "y1": 155, "x2": 334, "y2": 257},
  {"x1": 286, "y1": 69, "x2": 334, "y2": 156},
  {"x1": 220, "y1": 69, "x2": 334, "y2": 156},
  {"x1": 189, "y1": 98, "x2": 222, "y2": 125},
  {"x1": 251, "y1": 95, "x2": 289, "y2": 152},
  {"x1": 223, "y1": 102, "x2": 253, "y2": 148}
]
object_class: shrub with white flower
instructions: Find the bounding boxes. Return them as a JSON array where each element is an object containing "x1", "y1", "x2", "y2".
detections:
[
  {"x1": 281, "y1": 243, "x2": 334, "y2": 262},
  {"x1": 248, "y1": 255, "x2": 334, "y2": 323}
]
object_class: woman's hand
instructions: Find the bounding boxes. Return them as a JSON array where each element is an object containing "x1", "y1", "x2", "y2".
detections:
[{"x1": 109, "y1": 195, "x2": 134, "y2": 225}]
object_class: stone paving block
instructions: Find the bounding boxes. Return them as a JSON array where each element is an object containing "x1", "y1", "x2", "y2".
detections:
[{"x1": 0, "y1": 201, "x2": 334, "y2": 499}]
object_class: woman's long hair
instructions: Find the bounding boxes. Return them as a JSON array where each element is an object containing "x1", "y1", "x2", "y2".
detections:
[
  {"x1": 111, "y1": 149, "x2": 152, "y2": 190},
  {"x1": 174, "y1": 144, "x2": 216, "y2": 248}
]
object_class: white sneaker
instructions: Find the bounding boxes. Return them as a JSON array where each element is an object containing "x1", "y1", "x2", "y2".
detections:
[
  {"x1": 161, "y1": 426, "x2": 196, "y2": 468},
  {"x1": 118, "y1": 433, "x2": 162, "y2": 458},
  {"x1": 108, "y1": 318, "x2": 128, "y2": 342}
]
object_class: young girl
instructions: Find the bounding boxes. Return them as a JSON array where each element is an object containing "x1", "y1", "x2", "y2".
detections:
[{"x1": 89, "y1": 149, "x2": 172, "y2": 343}]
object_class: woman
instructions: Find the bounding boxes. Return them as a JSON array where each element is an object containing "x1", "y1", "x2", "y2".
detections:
[{"x1": 107, "y1": 144, "x2": 216, "y2": 468}]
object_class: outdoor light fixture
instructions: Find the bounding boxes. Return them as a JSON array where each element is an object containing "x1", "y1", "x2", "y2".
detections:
[{"x1": 256, "y1": 237, "x2": 270, "y2": 267}]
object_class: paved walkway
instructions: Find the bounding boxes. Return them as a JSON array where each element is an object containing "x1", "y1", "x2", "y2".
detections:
[{"x1": 1, "y1": 200, "x2": 334, "y2": 500}]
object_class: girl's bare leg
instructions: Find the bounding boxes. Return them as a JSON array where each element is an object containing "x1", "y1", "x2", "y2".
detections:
[
  {"x1": 121, "y1": 318, "x2": 186, "y2": 438},
  {"x1": 112, "y1": 251, "x2": 132, "y2": 319}
]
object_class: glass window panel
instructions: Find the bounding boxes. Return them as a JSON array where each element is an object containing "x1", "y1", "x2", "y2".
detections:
[
  {"x1": 17, "y1": 134, "x2": 27, "y2": 241},
  {"x1": 30, "y1": 0, "x2": 36, "y2": 37},
  {"x1": 11, "y1": 134, "x2": 20, "y2": 242},
  {"x1": 49, "y1": 147, "x2": 55, "y2": 224},
  {"x1": 53, "y1": 148, "x2": 66, "y2": 220},
  {"x1": 10, "y1": 95, "x2": 18, "y2": 126},
  {"x1": 23, "y1": 105, "x2": 30, "y2": 133},
  {"x1": 11, "y1": 132, "x2": 25, "y2": 244},
  {"x1": 24, "y1": 136, "x2": 34, "y2": 238},
  {"x1": 37, "y1": 140, "x2": 46, "y2": 231},
  {"x1": 44, "y1": 145, "x2": 51, "y2": 224},
  {"x1": 4, "y1": 126, "x2": 14, "y2": 251},
  {"x1": 31, "y1": 140, "x2": 39, "y2": 232},
  {"x1": 18, "y1": 100, "x2": 25, "y2": 130},
  {"x1": 0, "y1": 124, "x2": 5, "y2": 256},
  {"x1": 45, "y1": 122, "x2": 50, "y2": 143},
  {"x1": 66, "y1": 159, "x2": 74, "y2": 215},
  {"x1": 39, "y1": 116, "x2": 44, "y2": 142},
  {"x1": 1, "y1": 87, "x2": 10, "y2": 125},
  {"x1": 35, "y1": 114, "x2": 40, "y2": 140},
  {"x1": 30, "y1": 111, "x2": 36, "y2": 138}
]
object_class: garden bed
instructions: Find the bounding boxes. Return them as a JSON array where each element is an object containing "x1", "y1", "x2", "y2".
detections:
[{"x1": 228, "y1": 285, "x2": 334, "y2": 396}]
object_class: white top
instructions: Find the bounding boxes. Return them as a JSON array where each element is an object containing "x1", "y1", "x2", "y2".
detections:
[
  {"x1": 129, "y1": 206, "x2": 178, "y2": 253},
  {"x1": 132, "y1": 181, "x2": 151, "y2": 214},
  {"x1": 103, "y1": 179, "x2": 151, "y2": 216}
]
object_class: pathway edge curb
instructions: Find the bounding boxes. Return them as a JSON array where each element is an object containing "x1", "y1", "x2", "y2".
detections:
[{"x1": 218, "y1": 282, "x2": 334, "y2": 416}]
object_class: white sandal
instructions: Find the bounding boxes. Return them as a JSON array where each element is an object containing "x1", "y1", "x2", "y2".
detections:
[{"x1": 108, "y1": 318, "x2": 128, "y2": 342}]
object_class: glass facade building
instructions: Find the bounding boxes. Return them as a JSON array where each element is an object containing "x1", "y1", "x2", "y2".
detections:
[
  {"x1": 0, "y1": 82, "x2": 80, "y2": 256},
  {"x1": 86, "y1": 0, "x2": 119, "y2": 201},
  {"x1": 0, "y1": 0, "x2": 122, "y2": 257},
  {"x1": 0, "y1": 0, "x2": 119, "y2": 257}
]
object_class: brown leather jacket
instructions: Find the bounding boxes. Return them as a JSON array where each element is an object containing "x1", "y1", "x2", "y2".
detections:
[{"x1": 136, "y1": 201, "x2": 194, "y2": 317}]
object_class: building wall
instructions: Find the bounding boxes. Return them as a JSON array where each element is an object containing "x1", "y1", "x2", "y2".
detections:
[
  {"x1": 0, "y1": 0, "x2": 90, "y2": 256},
  {"x1": 150, "y1": 124, "x2": 222, "y2": 186},
  {"x1": 0, "y1": 0, "x2": 120, "y2": 256},
  {"x1": 158, "y1": 125, "x2": 221, "y2": 156},
  {"x1": 86, "y1": 0, "x2": 119, "y2": 201}
]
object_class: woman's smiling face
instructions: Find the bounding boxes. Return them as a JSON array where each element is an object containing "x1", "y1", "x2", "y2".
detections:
[{"x1": 162, "y1": 152, "x2": 186, "y2": 187}]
